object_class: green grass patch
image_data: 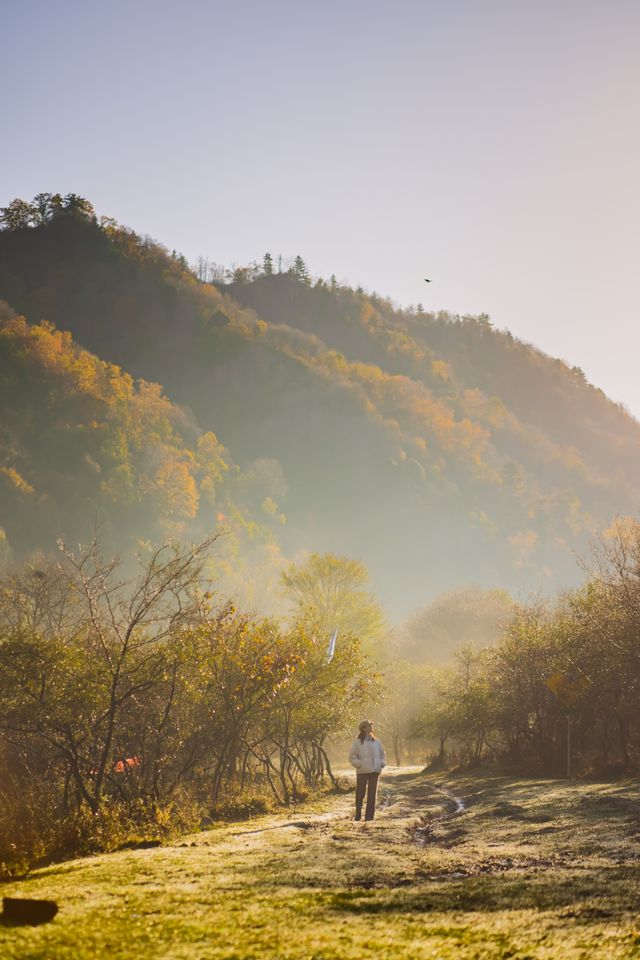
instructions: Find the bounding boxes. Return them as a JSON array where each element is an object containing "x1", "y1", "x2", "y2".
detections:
[{"x1": 3, "y1": 770, "x2": 640, "y2": 958}]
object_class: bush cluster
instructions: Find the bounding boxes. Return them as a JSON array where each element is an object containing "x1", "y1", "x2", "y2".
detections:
[
  {"x1": 0, "y1": 537, "x2": 379, "y2": 874},
  {"x1": 418, "y1": 520, "x2": 640, "y2": 777}
]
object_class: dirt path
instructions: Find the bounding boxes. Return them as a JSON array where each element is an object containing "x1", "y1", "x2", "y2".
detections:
[
  {"x1": 222, "y1": 764, "x2": 434, "y2": 834},
  {"x1": 176, "y1": 765, "x2": 451, "y2": 868}
]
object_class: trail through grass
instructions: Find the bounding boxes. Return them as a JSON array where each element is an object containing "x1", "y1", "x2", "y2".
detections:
[{"x1": 3, "y1": 767, "x2": 640, "y2": 958}]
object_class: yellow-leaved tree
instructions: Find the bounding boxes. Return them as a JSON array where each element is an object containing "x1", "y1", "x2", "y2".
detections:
[{"x1": 280, "y1": 553, "x2": 387, "y2": 656}]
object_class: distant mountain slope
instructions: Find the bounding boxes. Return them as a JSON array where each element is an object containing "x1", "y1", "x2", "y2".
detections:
[
  {"x1": 227, "y1": 272, "x2": 640, "y2": 487},
  {"x1": 0, "y1": 300, "x2": 285, "y2": 607},
  {"x1": 1, "y1": 201, "x2": 638, "y2": 614}
]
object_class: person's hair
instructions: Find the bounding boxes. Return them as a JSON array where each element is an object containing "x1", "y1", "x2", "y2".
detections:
[{"x1": 358, "y1": 725, "x2": 376, "y2": 744}]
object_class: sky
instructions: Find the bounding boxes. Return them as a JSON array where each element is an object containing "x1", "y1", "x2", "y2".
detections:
[{"x1": 2, "y1": 0, "x2": 640, "y2": 413}]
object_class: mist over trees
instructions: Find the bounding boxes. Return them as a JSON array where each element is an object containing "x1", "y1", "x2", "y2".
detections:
[
  {"x1": 393, "y1": 587, "x2": 515, "y2": 664},
  {"x1": 3, "y1": 193, "x2": 640, "y2": 616},
  {"x1": 0, "y1": 301, "x2": 291, "y2": 613}
]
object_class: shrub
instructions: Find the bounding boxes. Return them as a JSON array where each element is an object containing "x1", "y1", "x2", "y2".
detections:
[{"x1": 209, "y1": 790, "x2": 274, "y2": 821}]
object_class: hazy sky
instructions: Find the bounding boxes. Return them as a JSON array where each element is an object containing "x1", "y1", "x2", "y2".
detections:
[{"x1": 3, "y1": 0, "x2": 640, "y2": 413}]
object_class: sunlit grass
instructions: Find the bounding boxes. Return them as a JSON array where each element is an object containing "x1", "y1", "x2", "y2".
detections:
[{"x1": 3, "y1": 769, "x2": 640, "y2": 958}]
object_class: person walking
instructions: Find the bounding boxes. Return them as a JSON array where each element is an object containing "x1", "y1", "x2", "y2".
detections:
[{"x1": 349, "y1": 719, "x2": 386, "y2": 821}]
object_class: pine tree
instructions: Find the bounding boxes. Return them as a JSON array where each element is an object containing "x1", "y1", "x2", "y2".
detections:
[
  {"x1": 292, "y1": 255, "x2": 309, "y2": 284},
  {"x1": 263, "y1": 252, "x2": 274, "y2": 276},
  {"x1": 62, "y1": 194, "x2": 96, "y2": 222}
]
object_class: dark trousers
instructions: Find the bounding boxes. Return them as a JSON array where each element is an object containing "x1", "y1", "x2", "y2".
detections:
[{"x1": 355, "y1": 772, "x2": 379, "y2": 821}]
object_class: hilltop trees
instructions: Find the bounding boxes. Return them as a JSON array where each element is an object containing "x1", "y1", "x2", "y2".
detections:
[
  {"x1": 0, "y1": 198, "x2": 35, "y2": 230},
  {"x1": 292, "y1": 255, "x2": 309, "y2": 283},
  {"x1": 0, "y1": 192, "x2": 96, "y2": 230}
]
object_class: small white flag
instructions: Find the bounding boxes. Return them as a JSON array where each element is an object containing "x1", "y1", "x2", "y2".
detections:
[{"x1": 326, "y1": 628, "x2": 338, "y2": 663}]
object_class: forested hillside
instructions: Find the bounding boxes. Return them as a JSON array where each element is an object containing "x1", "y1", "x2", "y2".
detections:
[
  {"x1": 0, "y1": 303, "x2": 287, "y2": 609},
  {"x1": 1, "y1": 194, "x2": 639, "y2": 615}
]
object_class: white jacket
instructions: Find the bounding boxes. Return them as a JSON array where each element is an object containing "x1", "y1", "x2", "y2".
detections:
[{"x1": 349, "y1": 735, "x2": 386, "y2": 774}]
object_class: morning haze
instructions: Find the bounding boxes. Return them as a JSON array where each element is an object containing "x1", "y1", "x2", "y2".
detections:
[{"x1": 1, "y1": 2, "x2": 640, "y2": 958}]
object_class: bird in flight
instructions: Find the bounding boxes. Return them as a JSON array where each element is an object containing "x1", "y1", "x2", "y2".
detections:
[{"x1": 424, "y1": 278, "x2": 431, "y2": 283}]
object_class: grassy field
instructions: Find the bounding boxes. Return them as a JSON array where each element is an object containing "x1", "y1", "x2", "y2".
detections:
[{"x1": 3, "y1": 767, "x2": 640, "y2": 959}]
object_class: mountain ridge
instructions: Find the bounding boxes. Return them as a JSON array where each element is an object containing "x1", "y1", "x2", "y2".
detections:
[{"x1": 0, "y1": 198, "x2": 638, "y2": 615}]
